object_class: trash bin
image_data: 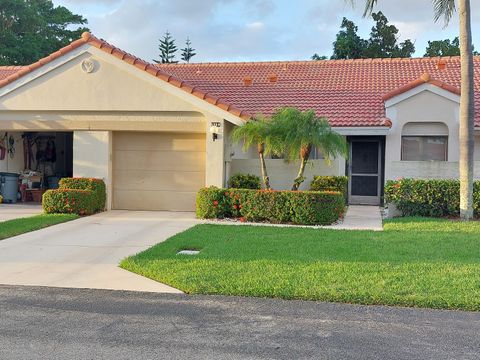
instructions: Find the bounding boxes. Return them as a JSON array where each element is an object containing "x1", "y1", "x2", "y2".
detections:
[{"x1": 0, "y1": 172, "x2": 20, "y2": 203}]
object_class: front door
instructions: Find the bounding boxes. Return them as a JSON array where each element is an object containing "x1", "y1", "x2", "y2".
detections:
[{"x1": 348, "y1": 139, "x2": 382, "y2": 205}]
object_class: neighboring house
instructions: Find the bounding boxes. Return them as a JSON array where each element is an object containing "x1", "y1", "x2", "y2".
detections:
[{"x1": 0, "y1": 32, "x2": 479, "y2": 209}]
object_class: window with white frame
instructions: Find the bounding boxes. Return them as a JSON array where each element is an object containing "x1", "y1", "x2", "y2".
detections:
[{"x1": 401, "y1": 122, "x2": 449, "y2": 161}]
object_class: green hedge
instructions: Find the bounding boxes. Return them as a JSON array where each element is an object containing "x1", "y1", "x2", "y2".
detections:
[
  {"x1": 385, "y1": 178, "x2": 480, "y2": 217},
  {"x1": 310, "y1": 176, "x2": 348, "y2": 202},
  {"x1": 196, "y1": 187, "x2": 345, "y2": 225},
  {"x1": 43, "y1": 178, "x2": 106, "y2": 215},
  {"x1": 59, "y1": 178, "x2": 106, "y2": 212},
  {"x1": 228, "y1": 173, "x2": 261, "y2": 189},
  {"x1": 43, "y1": 189, "x2": 96, "y2": 215}
]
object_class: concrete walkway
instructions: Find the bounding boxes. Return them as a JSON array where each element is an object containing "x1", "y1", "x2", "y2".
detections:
[
  {"x1": 0, "y1": 211, "x2": 200, "y2": 293},
  {"x1": 330, "y1": 205, "x2": 383, "y2": 231},
  {"x1": 0, "y1": 204, "x2": 43, "y2": 222}
]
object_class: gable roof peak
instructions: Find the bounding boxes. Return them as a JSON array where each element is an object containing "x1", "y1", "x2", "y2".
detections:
[{"x1": 0, "y1": 32, "x2": 251, "y2": 122}]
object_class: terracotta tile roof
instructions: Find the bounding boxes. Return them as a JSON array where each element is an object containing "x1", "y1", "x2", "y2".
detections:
[
  {"x1": 157, "y1": 57, "x2": 480, "y2": 127},
  {"x1": 0, "y1": 32, "x2": 250, "y2": 121},
  {"x1": 1, "y1": 33, "x2": 479, "y2": 127},
  {"x1": 0, "y1": 66, "x2": 25, "y2": 80},
  {"x1": 382, "y1": 72, "x2": 461, "y2": 100}
]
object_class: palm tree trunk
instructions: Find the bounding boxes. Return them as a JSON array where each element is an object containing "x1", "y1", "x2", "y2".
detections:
[
  {"x1": 292, "y1": 145, "x2": 312, "y2": 191},
  {"x1": 257, "y1": 143, "x2": 270, "y2": 189},
  {"x1": 458, "y1": 0, "x2": 475, "y2": 220}
]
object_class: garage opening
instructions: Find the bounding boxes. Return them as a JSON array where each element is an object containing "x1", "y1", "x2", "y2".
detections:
[
  {"x1": 0, "y1": 132, "x2": 73, "y2": 203},
  {"x1": 112, "y1": 131, "x2": 206, "y2": 211}
]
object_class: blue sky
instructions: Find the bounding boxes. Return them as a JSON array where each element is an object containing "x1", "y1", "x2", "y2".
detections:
[{"x1": 55, "y1": 0, "x2": 480, "y2": 63}]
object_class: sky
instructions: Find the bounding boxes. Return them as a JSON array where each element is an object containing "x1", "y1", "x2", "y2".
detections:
[{"x1": 54, "y1": 0, "x2": 480, "y2": 63}]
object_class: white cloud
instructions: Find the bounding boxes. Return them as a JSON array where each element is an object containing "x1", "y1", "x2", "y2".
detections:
[
  {"x1": 246, "y1": 21, "x2": 265, "y2": 30},
  {"x1": 52, "y1": 0, "x2": 480, "y2": 62}
]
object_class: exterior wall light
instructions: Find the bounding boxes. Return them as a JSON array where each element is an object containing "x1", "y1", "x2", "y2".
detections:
[{"x1": 210, "y1": 122, "x2": 221, "y2": 141}]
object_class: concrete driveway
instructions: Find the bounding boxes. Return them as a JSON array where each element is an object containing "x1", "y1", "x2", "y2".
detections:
[
  {"x1": 0, "y1": 211, "x2": 200, "y2": 292},
  {"x1": 0, "y1": 204, "x2": 43, "y2": 222}
]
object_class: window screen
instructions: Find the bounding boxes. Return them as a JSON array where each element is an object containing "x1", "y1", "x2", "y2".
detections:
[{"x1": 401, "y1": 136, "x2": 448, "y2": 161}]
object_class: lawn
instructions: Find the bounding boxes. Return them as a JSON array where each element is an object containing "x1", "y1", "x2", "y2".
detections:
[
  {"x1": 120, "y1": 218, "x2": 480, "y2": 311},
  {"x1": 0, "y1": 214, "x2": 79, "y2": 240}
]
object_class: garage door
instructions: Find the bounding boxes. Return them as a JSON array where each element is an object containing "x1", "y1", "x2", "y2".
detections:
[{"x1": 113, "y1": 132, "x2": 206, "y2": 211}]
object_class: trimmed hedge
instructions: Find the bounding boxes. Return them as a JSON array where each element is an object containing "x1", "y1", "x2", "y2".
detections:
[
  {"x1": 43, "y1": 178, "x2": 106, "y2": 215},
  {"x1": 310, "y1": 175, "x2": 348, "y2": 202},
  {"x1": 196, "y1": 186, "x2": 345, "y2": 225},
  {"x1": 385, "y1": 178, "x2": 480, "y2": 217},
  {"x1": 228, "y1": 173, "x2": 261, "y2": 189},
  {"x1": 59, "y1": 178, "x2": 106, "y2": 212},
  {"x1": 43, "y1": 189, "x2": 96, "y2": 215}
]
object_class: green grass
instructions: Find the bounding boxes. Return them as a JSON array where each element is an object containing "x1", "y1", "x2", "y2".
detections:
[
  {"x1": 120, "y1": 218, "x2": 480, "y2": 311},
  {"x1": 0, "y1": 214, "x2": 79, "y2": 240}
]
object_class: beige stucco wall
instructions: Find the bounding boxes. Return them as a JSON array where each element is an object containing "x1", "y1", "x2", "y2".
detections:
[
  {"x1": 73, "y1": 131, "x2": 112, "y2": 207},
  {"x1": 385, "y1": 88, "x2": 461, "y2": 180},
  {"x1": 230, "y1": 158, "x2": 344, "y2": 190}
]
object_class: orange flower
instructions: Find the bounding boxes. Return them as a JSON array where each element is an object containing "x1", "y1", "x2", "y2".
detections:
[{"x1": 213, "y1": 200, "x2": 219, "y2": 205}]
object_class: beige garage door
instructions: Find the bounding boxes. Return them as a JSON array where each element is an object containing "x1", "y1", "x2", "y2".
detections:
[{"x1": 113, "y1": 132, "x2": 206, "y2": 211}]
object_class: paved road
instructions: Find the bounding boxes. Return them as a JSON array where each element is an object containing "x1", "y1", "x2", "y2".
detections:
[{"x1": 0, "y1": 285, "x2": 478, "y2": 360}]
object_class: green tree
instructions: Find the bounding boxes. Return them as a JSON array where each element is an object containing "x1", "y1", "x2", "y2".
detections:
[
  {"x1": 154, "y1": 31, "x2": 178, "y2": 64},
  {"x1": 363, "y1": 11, "x2": 415, "y2": 58},
  {"x1": 331, "y1": 17, "x2": 367, "y2": 59},
  {"x1": 181, "y1": 37, "x2": 196, "y2": 63},
  {"x1": 425, "y1": 37, "x2": 461, "y2": 56},
  {"x1": 424, "y1": 37, "x2": 478, "y2": 56},
  {"x1": 311, "y1": 53, "x2": 328, "y2": 60},
  {"x1": 231, "y1": 116, "x2": 275, "y2": 189},
  {"x1": 271, "y1": 108, "x2": 348, "y2": 191},
  {"x1": 352, "y1": 0, "x2": 475, "y2": 220},
  {"x1": 0, "y1": 0, "x2": 88, "y2": 65}
]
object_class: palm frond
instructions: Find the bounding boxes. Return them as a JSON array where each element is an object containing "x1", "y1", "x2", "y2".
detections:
[
  {"x1": 230, "y1": 114, "x2": 274, "y2": 154},
  {"x1": 432, "y1": 0, "x2": 456, "y2": 26},
  {"x1": 270, "y1": 107, "x2": 348, "y2": 163},
  {"x1": 362, "y1": 0, "x2": 378, "y2": 17}
]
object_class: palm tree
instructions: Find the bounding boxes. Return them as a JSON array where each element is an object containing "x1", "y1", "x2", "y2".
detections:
[
  {"x1": 352, "y1": 0, "x2": 475, "y2": 220},
  {"x1": 271, "y1": 108, "x2": 348, "y2": 191},
  {"x1": 230, "y1": 116, "x2": 274, "y2": 189}
]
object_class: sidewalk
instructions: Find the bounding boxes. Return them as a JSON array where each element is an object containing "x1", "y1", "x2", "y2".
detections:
[{"x1": 328, "y1": 205, "x2": 383, "y2": 231}]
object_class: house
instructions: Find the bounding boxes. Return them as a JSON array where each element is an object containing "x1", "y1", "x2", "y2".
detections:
[{"x1": 0, "y1": 32, "x2": 479, "y2": 209}]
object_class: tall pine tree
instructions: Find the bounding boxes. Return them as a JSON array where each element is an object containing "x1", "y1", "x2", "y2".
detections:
[
  {"x1": 154, "y1": 31, "x2": 178, "y2": 64},
  {"x1": 181, "y1": 37, "x2": 196, "y2": 63}
]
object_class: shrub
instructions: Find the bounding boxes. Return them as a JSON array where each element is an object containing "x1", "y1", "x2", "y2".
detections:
[
  {"x1": 384, "y1": 178, "x2": 480, "y2": 218},
  {"x1": 289, "y1": 191, "x2": 345, "y2": 225},
  {"x1": 236, "y1": 189, "x2": 292, "y2": 223},
  {"x1": 196, "y1": 187, "x2": 231, "y2": 219},
  {"x1": 43, "y1": 189, "x2": 96, "y2": 215},
  {"x1": 310, "y1": 176, "x2": 348, "y2": 201},
  {"x1": 59, "y1": 178, "x2": 106, "y2": 212},
  {"x1": 228, "y1": 173, "x2": 261, "y2": 190},
  {"x1": 43, "y1": 177, "x2": 106, "y2": 215},
  {"x1": 196, "y1": 186, "x2": 345, "y2": 225}
]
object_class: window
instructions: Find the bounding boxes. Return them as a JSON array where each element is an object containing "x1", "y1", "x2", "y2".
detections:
[
  {"x1": 401, "y1": 136, "x2": 448, "y2": 161},
  {"x1": 310, "y1": 147, "x2": 324, "y2": 160}
]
